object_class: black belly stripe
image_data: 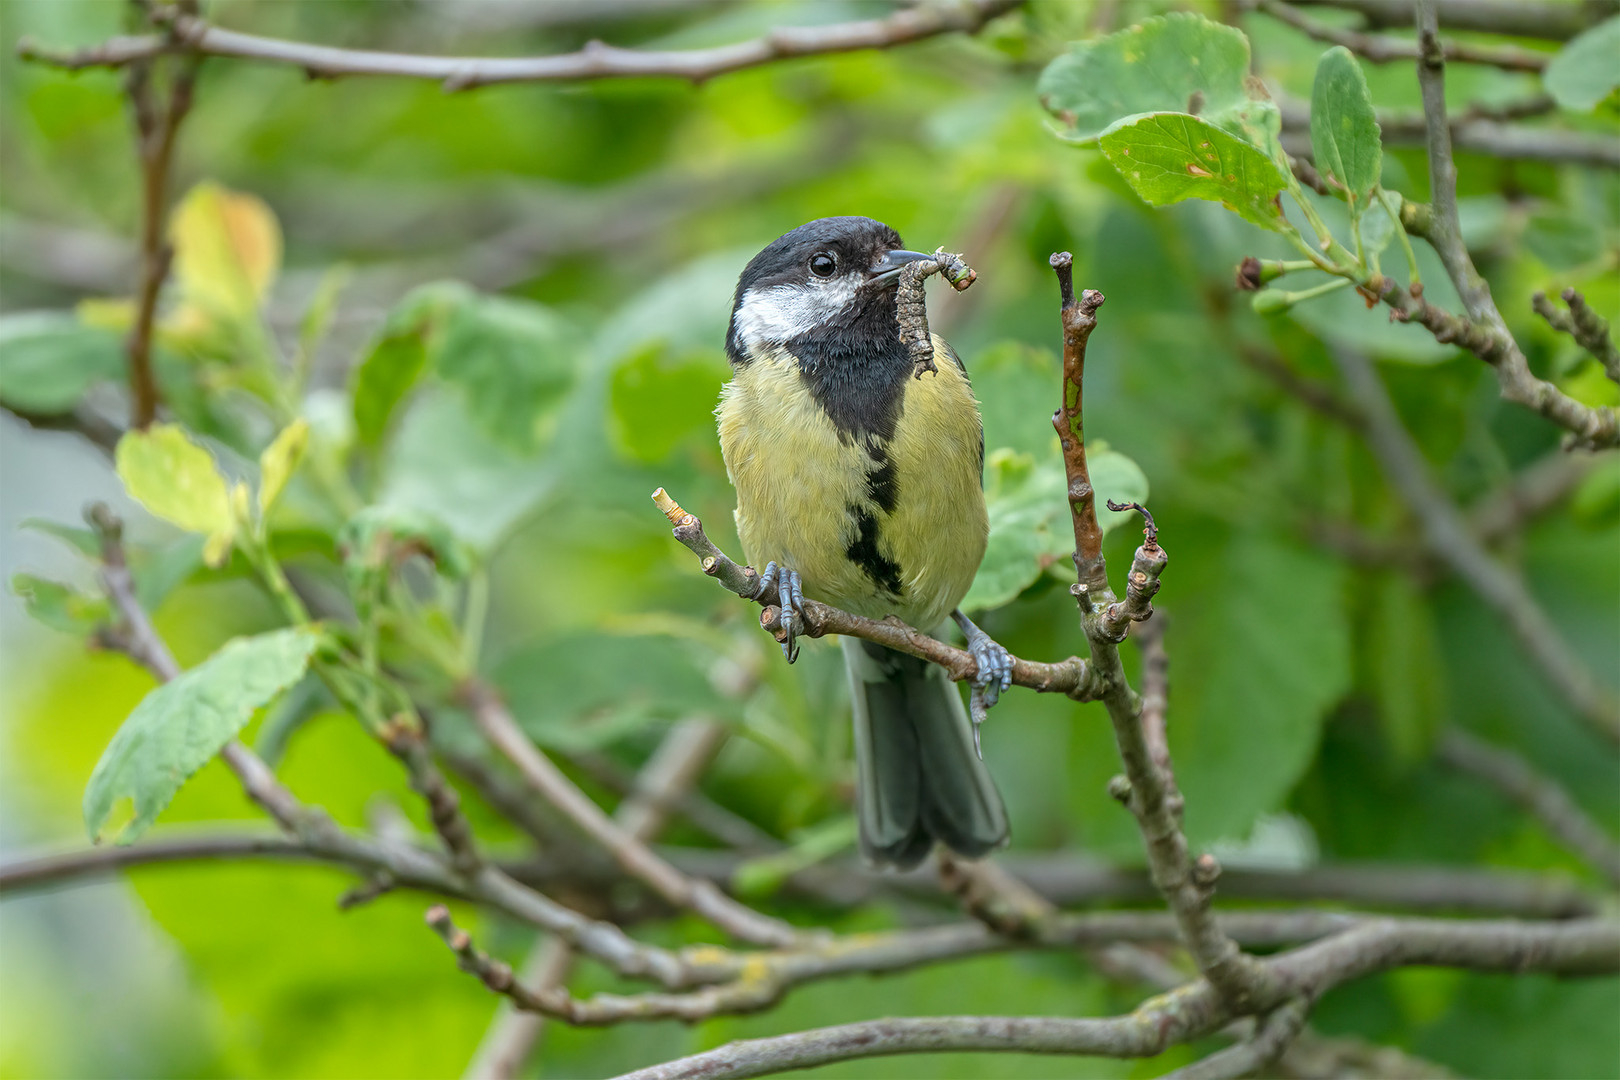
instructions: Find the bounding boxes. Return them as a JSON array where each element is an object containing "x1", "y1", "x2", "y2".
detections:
[
  {"x1": 846, "y1": 508, "x2": 903, "y2": 598},
  {"x1": 864, "y1": 440, "x2": 899, "y2": 514}
]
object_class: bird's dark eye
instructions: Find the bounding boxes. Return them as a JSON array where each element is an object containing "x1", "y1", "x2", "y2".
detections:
[{"x1": 809, "y1": 252, "x2": 837, "y2": 278}]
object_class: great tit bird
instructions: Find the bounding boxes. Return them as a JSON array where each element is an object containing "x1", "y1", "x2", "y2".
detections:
[{"x1": 718, "y1": 216, "x2": 1013, "y2": 870}]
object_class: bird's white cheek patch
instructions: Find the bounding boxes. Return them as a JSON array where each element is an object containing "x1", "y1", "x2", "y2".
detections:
[{"x1": 732, "y1": 277, "x2": 862, "y2": 351}]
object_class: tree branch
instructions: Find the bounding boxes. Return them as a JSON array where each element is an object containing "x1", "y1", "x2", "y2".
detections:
[
  {"x1": 1437, "y1": 729, "x2": 1620, "y2": 889},
  {"x1": 1295, "y1": 0, "x2": 1617, "y2": 40},
  {"x1": 120, "y1": 36, "x2": 197, "y2": 429},
  {"x1": 1329, "y1": 345, "x2": 1620, "y2": 744},
  {"x1": 1535, "y1": 288, "x2": 1620, "y2": 385},
  {"x1": 611, "y1": 915, "x2": 1619, "y2": 1079},
  {"x1": 1257, "y1": 0, "x2": 1549, "y2": 71},
  {"x1": 1047, "y1": 253, "x2": 1279, "y2": 1012},
  {"x1": 18, "y1": 1, "x2": 1019, "y2": 89}
]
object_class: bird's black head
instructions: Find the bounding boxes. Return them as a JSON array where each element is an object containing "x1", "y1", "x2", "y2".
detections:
[{"x1": 726, "y1": 216, "x2": 934, "y2": 367}]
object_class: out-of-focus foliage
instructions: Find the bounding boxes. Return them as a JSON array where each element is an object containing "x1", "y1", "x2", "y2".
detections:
[{"x1": 1, "y1": 1, "x2": 1616, "y2": 1078}]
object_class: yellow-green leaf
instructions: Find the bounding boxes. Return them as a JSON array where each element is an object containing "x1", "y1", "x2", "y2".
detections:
[
  {"x1": 115, "y1": 423, "x2": 235, "y2": 566},
  {"x1": 169, "y1": 181, "x2": 283, "y2": 322},
  {"x1": 258, "y1": 419, "x2": 310, "y2": 517},
  {"x1": 84, "y1": 627, "x2": 320, "y2": 845}
]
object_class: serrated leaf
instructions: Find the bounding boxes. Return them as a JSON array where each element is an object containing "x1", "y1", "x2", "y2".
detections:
[
  {"x1": 258, "y1": 419, "x2": 309, "y2": 517},
  {"x1": 351, "y1": 282, "x2": 469, "y2": 448},
  {"x1": 434, "y1": 294, "x2": 578, "y2": 452},
  {"x1": 1098, "y1": 113, "x2": 1290, "y2": 233},
  {"x1": 962, "y1": 446, "x2": 1149, "y2": 612},
  {"x1": 83, "y1": 627, "x2": 320, "y2": 844},
  {"x1": 1310, "y1": 47, "x2": 1382, "y2": 211},
  {"x1": 1545, "y1": 15, "x2": 1620, "y2": 111},
  {"x1": 0, "y1": 311, "x2": 125, "y2": 413},
  {"x1": 608, "y1": 343, "x2": 728, "y2": 463},
  {"x1": 11, "y1": 573, "x2": 109, "y2": 634},
  {"x1": 170, "y1": 181, "x2": 282, "y2": 322},
  {"x1": 115, "y1": 424, "x2": 236, "y2": 567},
  {"x1": 1037, "y1": 13, "x2": 1254, "y2": 144}
]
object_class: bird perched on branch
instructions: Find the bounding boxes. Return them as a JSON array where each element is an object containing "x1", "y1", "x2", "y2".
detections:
[{"x1": 718, "y1": 216, "x2": 1012, "y2": 869}]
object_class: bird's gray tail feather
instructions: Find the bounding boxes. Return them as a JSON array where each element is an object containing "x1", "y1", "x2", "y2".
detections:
[{"x1": 844, "y1": 637, "x2": 1009, "y2": 869}]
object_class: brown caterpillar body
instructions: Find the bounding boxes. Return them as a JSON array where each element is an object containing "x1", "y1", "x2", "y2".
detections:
[{"x1": 897, "y1": 248, "x2": 976, "y2": 379}]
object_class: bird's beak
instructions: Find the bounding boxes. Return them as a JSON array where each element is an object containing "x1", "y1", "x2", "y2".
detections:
[{"x1": 868, "y1": 248, "x2": 935, "y2": 287}]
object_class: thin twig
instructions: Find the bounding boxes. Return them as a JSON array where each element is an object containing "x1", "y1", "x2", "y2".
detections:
[
  {"x1": 1257, "y1": 0, "x2": 1549, "y2": 71},
  {"x1": 382, "y1": 718, "x2": 482, "y2": 876},
  {"x1": 1294, "y1": 0, "x2": 1616, "y2": 40},
  {"x1": 1330, "y1": 345, "x2": 1620, "y2": 744},
  {"x1": 1535, "y1": 289, "x2": 1620, "y2": 384},
  {"x1": 122, "y1": 43, "x2": 197, "y2": 428},
  {"x1": 18, "y1": 1, "x2": 1019, "y2": 89},
  {"x1": 1048, "y1": 253, "x2": 1280, "y2": 1012},
  {"x1": 1437, "y1": 729, "x2": 1620, "y2": 889}
]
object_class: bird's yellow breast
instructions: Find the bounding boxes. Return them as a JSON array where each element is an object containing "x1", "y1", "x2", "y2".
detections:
[{"x1": 717, "y1": 336, "x2": 987, "y2": 631}]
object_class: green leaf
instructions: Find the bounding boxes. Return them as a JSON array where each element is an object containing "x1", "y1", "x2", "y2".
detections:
[
  {"x1": 1037, "y1": 13, "x2": 1254, "y2": 144},
  {"x1": 257, "y1": 419, "x2": 309, "y2": 517},
  {"x1": 115, "y1": 424, "x2": 236, "y2": 567},
  {"x1": 1309, "y1": 47, "x2": 1382, "y2": 211},
  {"x1": 1173, "y1": 534, "x2": 1351, "y2": 847},
  {"x1": 434, "y1": 294, "x2": 578, "y2": 452},
  {"x1": 83, "y1": 627, "x2": 320, "y2": 844},
  {"x1": 1545, "y1": 15, "x2": 1620, "y2": 111},
  {"x1": 1098, "y1": 113, "x2": 1290, "y2": 233},
  {"x1": 962, "y1": 446, "x2": 1149, "y2": 612},
  {"x1": 350, "y1": 282, "x2": 468, "y2": 448},
  {"x1": 0, "y1": 311, "x2": 125, "y2": 413},
  {"x1": 11, "y1": 573, "x2": 109, "y2": 634},
  {"x1": 608, "y1": 343, "x2": 729, "y2": 463}
]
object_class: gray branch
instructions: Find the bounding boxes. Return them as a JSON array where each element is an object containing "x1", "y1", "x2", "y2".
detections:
[
  {"x1": 17, "y1": 1, "x2": 1018, "y2": 89},
  {"x1": 610, "y1": 916, "x2": 1619, "y2": 1079},
  {"x1": 1257, "y1": 0, "x2": 1549, "y2": 70}
]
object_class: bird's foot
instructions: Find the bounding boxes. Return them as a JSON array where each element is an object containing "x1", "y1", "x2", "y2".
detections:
[
  {"x1": 755, "y1": 561, "x2": 805, "y2": 663},
  {"x1": 952, "y1": 609, "x2": 1013, "y2": 759}
]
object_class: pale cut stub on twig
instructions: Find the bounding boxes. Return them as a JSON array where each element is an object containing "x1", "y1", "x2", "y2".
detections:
[{"x1": 898, "y1": 247, "x2": 976, "y2": 378}]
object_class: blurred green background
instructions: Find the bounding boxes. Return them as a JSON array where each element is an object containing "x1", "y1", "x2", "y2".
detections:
[{"x1": 1, "y1": 1, "x2": 1617, "y2": 1077}]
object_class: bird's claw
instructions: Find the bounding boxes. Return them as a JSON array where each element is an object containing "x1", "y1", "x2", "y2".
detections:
[
  {"x1": 756, "y1": 561, "x2": 805, "y2": 663},
  {"x1": 953, "y1": 610, "x2": 1013, "y2": 759}
]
